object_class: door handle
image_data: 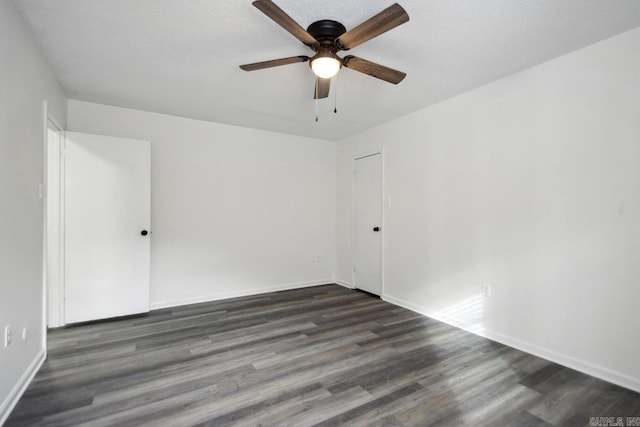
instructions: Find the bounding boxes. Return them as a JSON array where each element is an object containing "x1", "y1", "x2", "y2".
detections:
[
  {"x1": 373, "y1": 226, "x2": 380, "y2": 232},
  {"x1": 141, "y1": 230, "x2": 149, "y2": 236}
]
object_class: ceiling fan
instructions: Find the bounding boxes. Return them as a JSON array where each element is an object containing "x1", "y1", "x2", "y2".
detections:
[{"x1": 240, "y1": 1, "x2": 409, "y2": 99}]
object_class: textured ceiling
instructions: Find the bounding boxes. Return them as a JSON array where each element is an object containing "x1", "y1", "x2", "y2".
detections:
[{"x1": 12, "y1": 0, "x2": 640, "y2": 140}]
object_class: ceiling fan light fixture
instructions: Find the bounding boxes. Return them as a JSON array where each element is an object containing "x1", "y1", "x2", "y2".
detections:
[
  {"x1": 310, "y1": 53, "x2": 341, "y2": 79},
  {"x1": 240, "y1": 1, "x2": 410, "y2": 99}
]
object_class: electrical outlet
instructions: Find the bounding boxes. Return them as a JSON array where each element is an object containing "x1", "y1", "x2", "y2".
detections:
[
  {"x1": 482, "y1": 283, "x2": 491, "y2": 297},
  {"x1": 4, "y1": 325, "x2": 11, "y2": 347},
  {"x1": 311, "y1": 256, "x2": 320, "y2": 263}
]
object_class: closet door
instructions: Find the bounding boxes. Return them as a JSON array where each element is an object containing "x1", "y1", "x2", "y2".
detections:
[
  {"x1": 64, "y1": 131, "x2": 151, "y2": 323},
  {"x1": 354, "y1": 153, "x2": 383, "y2": 295}
]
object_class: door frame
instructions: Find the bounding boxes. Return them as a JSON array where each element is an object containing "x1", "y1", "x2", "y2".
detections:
[
  {"x1": 351, "y1": 150, "x2": 385, "y2": 296},
  {"x1": 43, "y1": 104, "x2": 65, "y2": 328}
]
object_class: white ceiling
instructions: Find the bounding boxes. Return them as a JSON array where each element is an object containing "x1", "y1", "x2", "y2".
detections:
[{"x1": 12, "y1": 0, "x2": 640, "y2": 140}]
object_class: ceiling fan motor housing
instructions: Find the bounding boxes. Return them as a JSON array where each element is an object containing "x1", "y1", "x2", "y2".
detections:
[
  {"x1": 306, "y1": 19, "x2": 346, "y2": 74},
  {"x1": 306, "y1": 20, "x2": 347, "y2": 51}
]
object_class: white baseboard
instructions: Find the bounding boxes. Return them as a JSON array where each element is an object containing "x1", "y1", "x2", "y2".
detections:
[
  {"x1": 150, "y1": 279, "x2": 335, "y2": 310},
  {"x1": 0, "y1": 349, "x2": 46, "y2": 425},
  {"x1": 334, "y1": 279, "x2": 354, "y2": 289},
  {"x1": 382, "y1": 294, "x2": 640, "y2": 394}
]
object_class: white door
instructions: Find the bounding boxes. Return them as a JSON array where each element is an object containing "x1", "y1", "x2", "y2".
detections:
[
  {"x1": 354, "y1": 153, "x2": 383, "y2": 295},
  {"x1": 64, "y1": 131, "x2": 151, "y2": 323}
]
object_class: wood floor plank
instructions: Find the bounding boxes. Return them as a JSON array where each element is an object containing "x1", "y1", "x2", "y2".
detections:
[{"x1": 6, "y1": 284, "x2": 639, "y2": 426}]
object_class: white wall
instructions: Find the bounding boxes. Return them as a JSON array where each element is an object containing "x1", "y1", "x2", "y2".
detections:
[
  {"x1": 67, "y1": 100, "x2": 336, "y2": 308},
  {"x1": 0, "y1": 0, "x2": 67, "y2": 421},
  {"x1": 336, "y1": 27, "x2": 640, "y2": 392}
]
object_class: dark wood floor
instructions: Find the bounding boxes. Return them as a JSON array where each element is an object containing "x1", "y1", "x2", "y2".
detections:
[{"x1": 6, "y1": 284, "x2": 640, "y2": 426}]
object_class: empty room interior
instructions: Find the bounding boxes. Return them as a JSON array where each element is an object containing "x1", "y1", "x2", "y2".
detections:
[{"x1": 2, "y1": 0, "x2": 640, "y2": 425}]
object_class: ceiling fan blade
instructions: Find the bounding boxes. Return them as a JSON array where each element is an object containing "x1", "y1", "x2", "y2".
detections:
[
  {"x1": 343, "y1": 55, "x2": 406, "y2": 84},
  {"x1": 239, "y1": 55, "x2": 309, "y2": 71},
  {"x1": 314, "y1": 77, "x2": 331, "y2": 99},
  {"x1": 252, "y1": 0, "x2": 318, "y2": 46},
  {"x1": 336, "y1": 3, "x2": 409, "y2": 50}
]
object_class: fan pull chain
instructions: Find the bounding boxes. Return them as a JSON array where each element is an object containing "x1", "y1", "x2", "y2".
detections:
[
  {"x1": 334, "y1": 75, "x2": 338, "y2": 114},
  {"x1": 315, "y1": 78, "x2": 319, "y2": 122}
]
